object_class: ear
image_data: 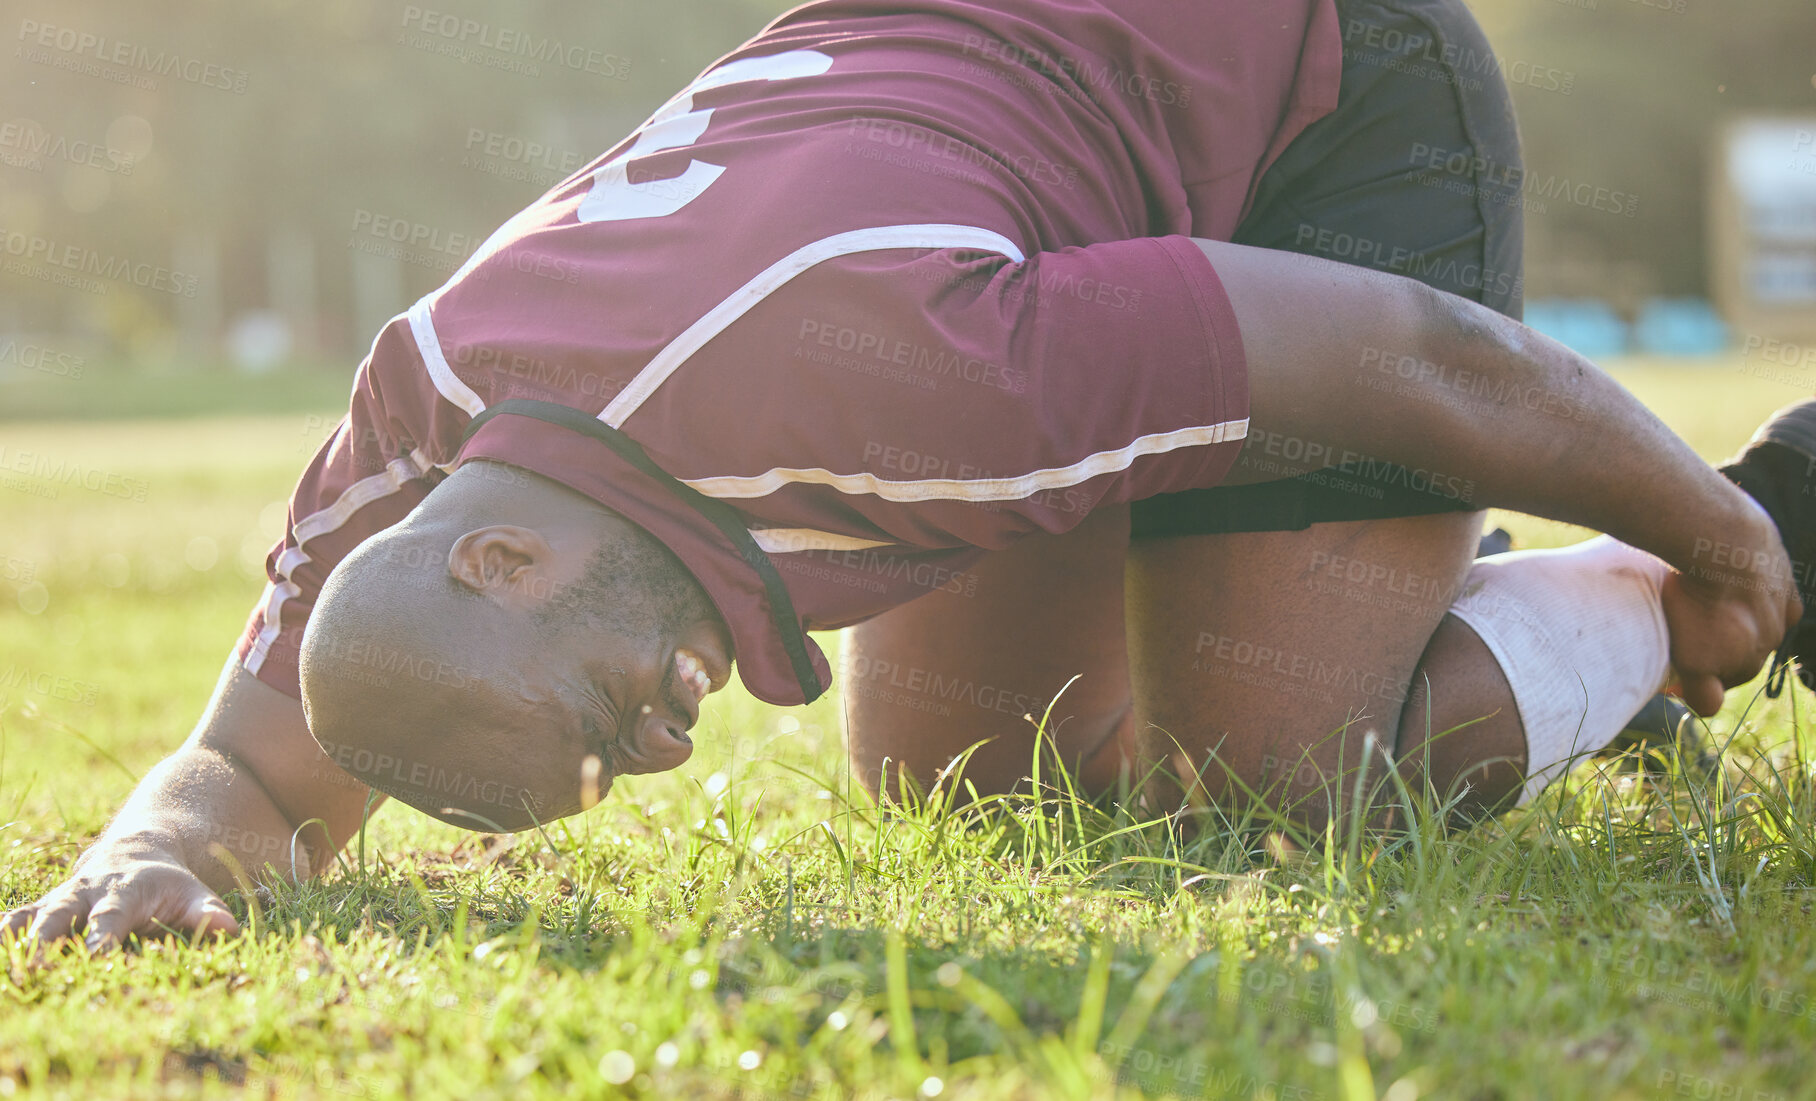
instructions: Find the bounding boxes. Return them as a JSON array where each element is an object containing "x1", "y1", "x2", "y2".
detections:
[{"x1": 448, "y1": 525, "x2": 555, "y2": 607}]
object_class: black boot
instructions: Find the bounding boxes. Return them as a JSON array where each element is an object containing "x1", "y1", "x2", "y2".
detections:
[{"x1": 1717, "y1": 399, "x2": 1816, "y2": 696}]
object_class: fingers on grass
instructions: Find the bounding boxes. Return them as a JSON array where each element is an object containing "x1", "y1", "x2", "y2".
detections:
[
  {"x1": 25, "y1": 898, "x2": 90, "y2": 946},
  {"x1": 1, "y1": 906, "x2": 39, "y2": 944},
  {"x1": 179, "y1": 894, "x2": 242, "y2": 942},
  {"x1": 82, "y1": 903, "x2": 137, "y2": 953}
]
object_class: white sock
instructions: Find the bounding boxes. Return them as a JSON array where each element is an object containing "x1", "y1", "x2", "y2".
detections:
[{"x1": 1445, "y1": 535, "x2": 1673, "y2": 805}]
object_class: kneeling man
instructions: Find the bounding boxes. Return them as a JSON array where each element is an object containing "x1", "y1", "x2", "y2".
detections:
[{"x1": 4, "y1": 0, "x2": 1802, "y2": 950}]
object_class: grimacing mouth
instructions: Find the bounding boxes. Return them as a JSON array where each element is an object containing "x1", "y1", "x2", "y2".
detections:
[
  {"x1": 674, "y1": 647, "x2": 712, "y2": 709},
  {"x1": 602, "y1": 646, "x2": 726, "y2": 768},
  {"x1": 573, "y1": 643, "x2": 730, "y2": 810}
]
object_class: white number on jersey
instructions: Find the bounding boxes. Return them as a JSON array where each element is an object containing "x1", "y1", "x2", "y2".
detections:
[{"x1": 578, "y1": 49, "x2": 834, "y2": 224}]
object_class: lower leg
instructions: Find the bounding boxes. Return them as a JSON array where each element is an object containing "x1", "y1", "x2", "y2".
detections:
[
  {"x1": 1393, "y1": 614, "x2": 1526, "y2": 821},
  {"x1": 1124, "y1": 525, "x2": 1675, "y2": 829},
  {"x1": 1125, "y1": 513, "x2": 1484, "y2": 831},
  {"x1": 1393, "y1": 536, "x2": 1675, "y2": 819}
]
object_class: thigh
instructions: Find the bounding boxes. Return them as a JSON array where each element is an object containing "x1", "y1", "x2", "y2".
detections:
[
  {"x1": 1124, "y1": 509, "x2": 1483, "y2": 825},
  {"x1": 845, "y1": 506, "x2": 1132, "y2": 800},
  {"x1": 1119, "y1": 0, "x2": 1520, "y2": 823}
]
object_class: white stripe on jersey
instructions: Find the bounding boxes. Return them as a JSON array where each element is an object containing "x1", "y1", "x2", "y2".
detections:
[
  {"x1": 680, "y1": 419, "x2": 1250, "y2": 504},
  {"x1": 599, "y1": 224, "x2": 1026, "y2": 428},
  {"x1": 242, "y1": 441, "x2": 438, "y2": 678},
  {"x1": 294, "y1": 452, "x2": 437, "y2": 542},
  {"x1": 243, "y1": 578, "x2": 304, "y2": 676},
  {"x1": 407, "y1": 299, "x2": 487, "y2": 417},
  {"x1": 749, "y1": 528, "x2": 896, "y2": 554}
]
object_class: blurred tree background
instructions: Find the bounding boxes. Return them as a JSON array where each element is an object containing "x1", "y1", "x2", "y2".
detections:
[{"x1": 0, "y1": 0, "x2": 1811, "y2": 369}]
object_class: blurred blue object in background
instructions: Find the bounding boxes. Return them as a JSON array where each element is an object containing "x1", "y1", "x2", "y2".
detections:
[
  {"x1": 1631, "y1": 298, "x2": 1732, "y2": 357},
  {"x1": 1523, "y1": 299, "x2": 1630, "y2": 359}
]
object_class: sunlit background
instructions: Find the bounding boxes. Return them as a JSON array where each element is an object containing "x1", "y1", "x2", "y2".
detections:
[{"x1": 0, "y1": 0, "x2": 1812, "y2": 387}]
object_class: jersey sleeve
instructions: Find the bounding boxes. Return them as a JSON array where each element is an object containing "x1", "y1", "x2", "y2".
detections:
[
  {"x1": 234, "y1": 317, "x2": 456, "y2": 700},
  {"x1": 640, "y1": 233, "x2": 1248, "y2": 551}
]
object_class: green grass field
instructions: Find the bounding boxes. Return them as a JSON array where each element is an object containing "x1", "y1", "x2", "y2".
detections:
[{"x1": 5, "y1": 360, "x2": 1816, "y2": 1101}]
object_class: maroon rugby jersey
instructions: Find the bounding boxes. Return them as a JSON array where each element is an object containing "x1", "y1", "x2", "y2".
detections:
[{"x1": 239, "y1": 0, "x2": 1342, "y2": 706}]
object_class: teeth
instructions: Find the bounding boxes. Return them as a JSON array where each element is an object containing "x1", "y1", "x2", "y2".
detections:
[{"x1": 675, "y1": 649, "x2": 713, "y2": 702}]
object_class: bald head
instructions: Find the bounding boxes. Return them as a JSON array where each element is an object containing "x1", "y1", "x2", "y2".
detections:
[{"x1": 298, "y1": 461, "x2": 730, "y2": 831}]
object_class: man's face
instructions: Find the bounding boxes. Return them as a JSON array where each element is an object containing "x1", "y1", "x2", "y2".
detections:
[
  {"x1": 301, "y1": 466, "x2": 738, "y2": 831},
  {"x1": 346, "y1": 511, "x2": 733, "y2": 831},
  {"x1": 495, "y1": 580, "x2": 734, "y2": 821}
]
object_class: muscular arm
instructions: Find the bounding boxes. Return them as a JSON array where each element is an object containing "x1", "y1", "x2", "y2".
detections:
[
  {"x1": 2, "y1": 659, "x2": 381, "y2": 949},
  {"x1": 1201, "y1": 241, "x2": 1742, "y2": 561},
  {"x1": 1205, "y1": 238, "x2": 1801, "y2": 712},
  {"x1": 1198, "y1": 239, "x2": 1799, "y2": 713}
]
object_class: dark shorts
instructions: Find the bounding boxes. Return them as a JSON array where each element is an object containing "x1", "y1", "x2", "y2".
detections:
[{"x1": 1130, "y1": 0, "x2": 1523, "y2": 540}]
